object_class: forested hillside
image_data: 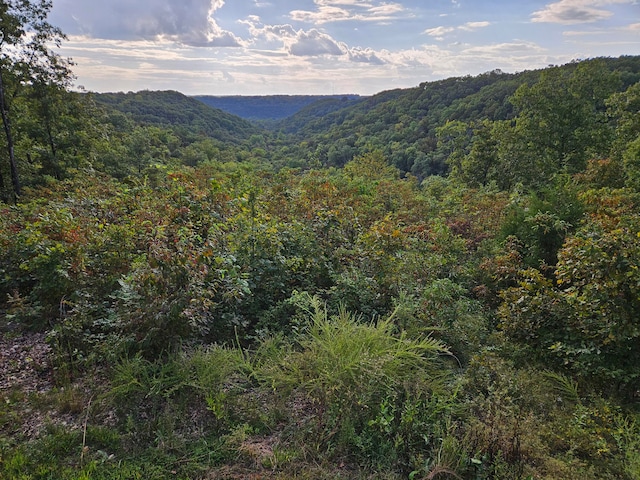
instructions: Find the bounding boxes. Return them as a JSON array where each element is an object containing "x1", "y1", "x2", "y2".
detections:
[
  {"x1": 1, "y1": 2, "x2": 639, "y2": 478},
  {"x1": 194, "y1": 94, "x2": 363, "y2": 121},
  {"x1": 94, "y1": 90, "x2": 261, "y2": 144},
  {"x1": 274, "y1": 57, "x2": 640, "y2": 178}
]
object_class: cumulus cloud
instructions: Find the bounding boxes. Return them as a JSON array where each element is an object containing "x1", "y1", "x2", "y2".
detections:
[
  {"x1": 348, "y1": 47, "x2": 386, "y2": 64},
  {"x1": 289, "y1": 29, "x2": 347, "y2": 56},
  {"x1": 244, "y1": 21, "x2": 297, "y2": 42},
  {"x1": 53, "y1": 0, "x2": 242, "y2": 47},
  {"x1": 50, "y1": 0, "x2": 636, "y2": 96},
  {"x1": 531, "y1": 0, "x2": 633, "y2": 24},
  {"x1": 243, "y1": 19, "x2": 344, "y2": 56},
  {"x1": 242, "y1": 16, "x2": 387, "y2": 65},
  {"x1": 242, "y1": 17, "x2": 387, "y2": 64}
]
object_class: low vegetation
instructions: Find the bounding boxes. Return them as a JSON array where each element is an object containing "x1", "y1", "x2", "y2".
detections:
[{"x1": 1, "y1": 2, "x2": 639, "y2": 478}]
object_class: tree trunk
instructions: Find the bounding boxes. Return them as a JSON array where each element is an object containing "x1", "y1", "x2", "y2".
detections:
[
  {"x1": 0, "y1": 159, "x2": 5, "y2": 203},
  {"x1": 0, "y1": 68, "x2": 20, "y2": 202}
]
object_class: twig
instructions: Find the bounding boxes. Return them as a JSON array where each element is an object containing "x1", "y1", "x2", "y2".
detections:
[
  {"x1": 80, "y1": 394, "x2": 95, "y2": 466},
  {"x1": 425, "y1": 465, "x2": 463, "y2": 479}
]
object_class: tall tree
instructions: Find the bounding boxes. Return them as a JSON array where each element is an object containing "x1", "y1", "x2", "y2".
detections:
[
  {"x1": 0, "y1": 0, "x2": 72, "y2": 202},
  {"x1": 509, "y1": 61, "x2": 618, "y2": 184},
  {"x1": 606, "y1": 82, "x2": 640, "y2": 189}
]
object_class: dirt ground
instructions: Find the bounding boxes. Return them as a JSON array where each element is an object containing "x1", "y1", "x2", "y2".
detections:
[{"x1": 0, "y1": 332, "x2": 53, "y2": 394}]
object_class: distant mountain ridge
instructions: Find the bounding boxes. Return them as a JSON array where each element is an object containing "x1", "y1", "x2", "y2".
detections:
[{"x1": 193, "y1": 95, "x2": 363, "y2": 120}]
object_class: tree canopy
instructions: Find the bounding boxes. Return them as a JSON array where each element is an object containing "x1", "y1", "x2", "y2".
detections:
[{"x1": 0, "y1": 0, "x2": 73, "y2": 202}]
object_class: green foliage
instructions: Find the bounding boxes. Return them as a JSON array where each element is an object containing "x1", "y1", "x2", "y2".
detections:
[
  {"x1": 0, "y1": 0, "x2": 73, "y2": 202},
  {"x1": 414, "y1": 279, "x2": 490, "y2": 365},
  {"x1": 93, "y1": 90, "x2": 260, "y2": 145},
  {"x1": 542, "y1": 371, "x2": 580, "y2": 405},
  {"x1": 500, "y1": 181, "x2": 584, "y2": 267},
  {"x1": 4, "y1": 55, "x2": 640, "y2": 479},
  {"x1": 251, "y1": 295, "x2": 457, "y2": 472},
  {"x1": 509, "y1": 60, "x2": 618, "y2": 179},
  {"x1": 195, "y1": 94, "x2": 363, "y2": 121},
  {"x1": 498, "y1": 188, "x2": 640, "y2": 393},
  {"x1": 606, "y1": 81, "x2": 640, "y2": 189},
  {"x1": 459, "y1": 353, "x2": 632, "y2": 480},
  {"x1": 103, "y1": 351, "x2": 246, "y2": 475},
  {"x1": 445, "y1": 60, "x2": 633, "y2": 191},
  {"x1": 613, "y1": 413, "x2": 640, "y2": 479}
]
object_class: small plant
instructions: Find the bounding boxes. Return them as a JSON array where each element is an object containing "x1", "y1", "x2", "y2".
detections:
[
  {"x1": 542, "y1": 370, "x2": 580, "y2": 405},
  {"x1": 613, "y1": 413, "x2": 640, "y2": 479}
]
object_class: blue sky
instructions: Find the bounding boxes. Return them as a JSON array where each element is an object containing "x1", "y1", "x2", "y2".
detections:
[{"x1": 48, "y1": 0, "x2": 640, "y2": 95}]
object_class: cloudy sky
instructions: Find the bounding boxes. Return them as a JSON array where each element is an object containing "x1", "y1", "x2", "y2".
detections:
[{"x1": 48, "y1": 0, "x2": 640, "y2": 95}]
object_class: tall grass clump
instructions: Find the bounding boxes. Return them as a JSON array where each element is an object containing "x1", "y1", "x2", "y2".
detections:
[{"x1": 253, "y1": 295, "x2": 460, "y2": 474}]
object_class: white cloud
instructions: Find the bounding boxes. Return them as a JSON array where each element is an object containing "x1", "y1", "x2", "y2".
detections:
[
  {"x1": 348, "y1": 46, "x2": 386, "y2": 64},
  {"x1": 368, "y1": 4, "x2": 405, "y2": 16},
  {"x1": 244, "y1": 20, "x2": 334, "y2": 56},
  {"x1": 463, "y1": 41, "x2": 547, "y2": 57},
  {"x1": 49, "y1": 0, "x2": 638, "y2": 96},
  {"x1": 290, "y1": 6, "x2": 352, "y2": 24},
  {"x1": 531, "y1": 0, "x2": 633, "y2": 25},
  {"x1": 424, "y1": 26, "x2": 455, "y2": 38},
  {"x1": 424, "y1": 21, "x2": 490, "y2": 40},
  {"x1": 288, "y1": 29, "x2": 347, "y2": 56},
  {"x1": 246, "y1": 22, "x2": 298, "y2": 42},
  {"x1": 243, "y1": 17, "x2": 385, "y2": 63},
  {"x1": 290, "y1": 1, "x2": 407, "y2": 24},
  {"x1": 59, "y1": 30, "x2": 588, "y2": 96},
  {"x1": 52, "y1": 0, "x2": 242, "y2": 47},
  {"x1": 460, "y1": 21, "x2": 491, "y2": 31}
]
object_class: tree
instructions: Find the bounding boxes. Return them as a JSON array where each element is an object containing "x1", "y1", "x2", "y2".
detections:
[
  {"x1": 606, "y1": 82, "x2": 640, "y2": 189},
  {"x1": 499, "y1": 189, "x2": 640, "y2": 395},
  {"x1": 437, "y1": 120, "x2": 472, "y2": 180},
  {"x1": 508, "y1": 61, "x2": 617, "y2": 185},
  {"x1": 0, "y1": 0, "x2": 72, "y2": 202}
]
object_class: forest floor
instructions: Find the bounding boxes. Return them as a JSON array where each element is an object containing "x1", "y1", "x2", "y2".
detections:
[
  {"x1": 0, "y1": 331, "x2": 365, "y2": 479},
  {"x1": 0, "y1": 331, "x2": 88, "y2": 440},
  {"x1": 0, "y1": 332, "x2": 53, "y2": 395}
]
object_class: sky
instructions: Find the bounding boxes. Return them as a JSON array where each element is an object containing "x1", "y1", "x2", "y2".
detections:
[{"x1": 48, "y1": 0, "x2": 640, "y2": 96}]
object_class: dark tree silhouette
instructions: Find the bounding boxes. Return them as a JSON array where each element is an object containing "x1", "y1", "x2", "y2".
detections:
[{"x1": 0, "y1": 0, "x2": 72, "y2": 202}]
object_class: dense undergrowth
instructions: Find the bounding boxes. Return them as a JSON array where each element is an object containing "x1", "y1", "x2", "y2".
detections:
[
  {"x1": 1, "y1": 151, "x2": 640, "y2": 479},
  {"x1": 0, "y1": 10, "x2": 639, "y2": 475}
]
